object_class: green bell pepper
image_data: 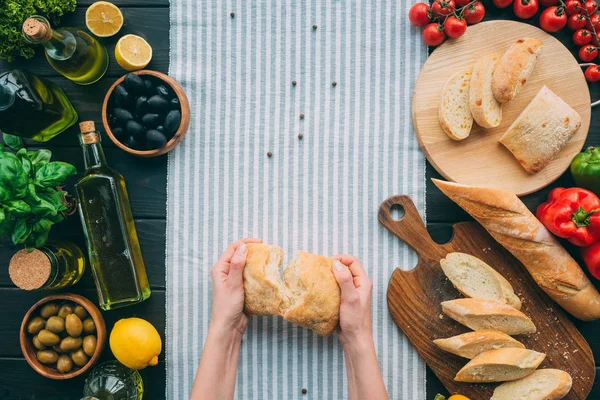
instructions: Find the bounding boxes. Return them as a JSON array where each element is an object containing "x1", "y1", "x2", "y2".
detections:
[{"x1": 571, "y1": 146, "x2": 600, "y2": 196}]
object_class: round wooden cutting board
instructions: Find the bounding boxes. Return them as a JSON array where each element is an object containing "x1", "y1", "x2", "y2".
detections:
[{"x1": 412, "y1": 20, "x2": 591, "y2": 196}]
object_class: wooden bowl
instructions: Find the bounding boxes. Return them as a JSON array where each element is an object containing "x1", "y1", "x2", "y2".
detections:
[
  {"x1": 20, "y1": 293, "x2": 107, "y2": 380},
  {"x1": 102, "y1": 70, "x2": 190, "y2": 157}
]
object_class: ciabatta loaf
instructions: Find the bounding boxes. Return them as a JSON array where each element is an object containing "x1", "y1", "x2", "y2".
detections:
[
  {"x1": 455, "y1": 348, "x2": 546, "y2": 382},
  {"x1": 492, "y1": 38, "x2": 543, "y2": 104},
  {"x1": 499, "y1": 86, "x2": 581, "y2": 174},
  {"x1": 433, "y1": 179, "x2": 600, "y2": 321},
  {"x1": 491, "y1": 369, "x2": 572, "y2": 400},
  {"x1": 433, "y1": 329, "x2": 525, "y2": 359},
  {"x1": 470, "y1": 53, "x2": 502, "y2": 128},
  {"x1": 439, "y1": 68, "x2": 473, "y2": 141},
  {"x1": 441, "y1": 252, "x2": 522, "y2": 309},
  {"x1": 441, "y1": 298, "x2": 536, "y2": 335}
]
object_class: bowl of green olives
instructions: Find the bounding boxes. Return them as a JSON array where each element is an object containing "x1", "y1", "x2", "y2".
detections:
[
  {"x1": 20, "y1": 294, "x2": 106, "y2": 380},
  {"x1": 102, "y1": 70, "x2": 190, "y2": 157}
]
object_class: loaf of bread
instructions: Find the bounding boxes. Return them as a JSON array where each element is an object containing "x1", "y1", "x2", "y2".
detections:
[
  {"x1": 439, "y1": 68, "x2": 473, "y2": 141},
  {"x1": 441, "y1": 252, "x2": 522, "y2": 309},
  {"x1": 491, "y1": 38, "x2": 543, "y2": 104},
  {"x1": 455, "y1": 348, "x2": 546, "y2": 382},
  {"x1": 470, "y1": 53, "x2": 502, "y2": 128},
  {"x1": 441, "y1": 298, "x2": 536, "y2": 335},
  {"x1": 499, "y1": 86, "x2": 581, "y2": 174},
  {"x1": 243, "y1": 243, "x2": 340, "y2": 336},
  {"x1": 433, "y1": 329, "x2": 525, "y2": 359},
  {"x1": 433, "y1": 179, "x2": 600, "y2": 321},
  {"x1": 491, "y1": 369, "x2": 572, "y2": 400}
]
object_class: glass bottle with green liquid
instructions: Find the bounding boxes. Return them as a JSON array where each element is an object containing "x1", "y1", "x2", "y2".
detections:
[
  {"x1": 82, "y1": 361, "x2": 144, "y2": 400},
  {"x1": 76, "y1": 121, "x2": 150, "y2": 310},
  {"x1": 22, "y1": 15, "x2": 109, "y2": 85}
]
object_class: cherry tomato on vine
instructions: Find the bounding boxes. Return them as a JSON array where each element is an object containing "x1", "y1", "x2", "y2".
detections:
[
  {"x1": 565, "y1": 0, "x2": 585, "y2": 15},
  {"x1": 409, "y1": 3, "x2": 431, "y2": 26},
  {"x1": 455, "y1": 0, "x2": 472, "y2": 6},
  {"x1": 592, "y1": 32, "x2": 600, "y2": 45},
  {"x1": 568, "y1": 13, "x2": 588, "y2": 30},
  {"x1": 585, "y1": 0, "x2": 598, "y2": 14},
  {"x1": 540, "y1": 6, "x2": 567, "y2": 32},
  {"x1": 514, "y1": 0, "x2": 539, "y2": 19},
  {"x1": 431, "y1": 0, "x2": 456, "y2": 17},
  {"x1": 493, "y1": 0, "x2": 514, "y2": 8},
  {"x1": 574, "y1": 29, "x2": 593, "y2": 45},
  {"x1": 444, "y1": 16, "x2": 468, "y2": 38},
  {"x1": 422, "y1": 23, "x2": 446, "y2": 46},
  {"x1": 464, "y1": 1, "x2": 486, "y2": 24},
  {"x1": 586, "y1": 13, "x2": 600, "y2": 31},
  {"x1": 579, "y1": 44, "x2": 599, "y2": 62},
  {"x1": 585, "y1": 64, "x2": 600, "y2": 82}
]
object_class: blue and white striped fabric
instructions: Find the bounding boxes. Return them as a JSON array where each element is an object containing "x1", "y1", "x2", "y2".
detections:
[{"x1": 167, "y1": 1, "x2": 427, "y2": 398}]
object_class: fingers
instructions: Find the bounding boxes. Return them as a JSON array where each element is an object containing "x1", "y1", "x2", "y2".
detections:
[
  {"x1": 332, "y1": 254, "x2": 371, "y2": 289},
  {"x1": 227, "y1": 243, "x2": 248, "y2": 286},
  {"x1": 218, "y1": 238, "x2": 262, "y2": 264},
  {"x1": 332, "y1": 260, "x2": 359, "y2": 302}
]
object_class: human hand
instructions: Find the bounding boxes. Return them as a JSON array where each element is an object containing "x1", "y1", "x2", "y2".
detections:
[
  {"x1": 331, "y1": 255, "x2": 374, "y2": 347},
  {"x1": 209, "y1": 238, "x2": 261, "y2": 335}
]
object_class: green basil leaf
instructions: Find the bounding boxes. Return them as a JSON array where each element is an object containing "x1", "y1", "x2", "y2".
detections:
[
  {"x1": 26, "y1": 149, "x2": 52, "y2": 168},
  {"x1": 31, "y1": 197, "x2": 57, "y2": 217},
  {"x1": 5, "y1": 200, "x2": 31, "y2": 216},
  {"x1": 0, "y1": 151, "x2": 28, "y2": 198},
  {"x1": 0, "y1": 208, "x2": 5, "y2": 225},
  {"x1": 2, "y1": 133, "x2": 24, "y2": 151},
  {"x1": 33, "y1": 218, "x2": 53, "y2": 233},
  {"x1": 35, "y1": 161, "x2": 77, "y2": 188},
  {"x1": 19, "y1": 152, "x2": 32, "y2": 176},
  {"x1": 12, "y1": 219, "x2": 31, "y2": 245},
  {"x1": 33, "y1": 231, "x2": 49, "y2": 248},
  {"x1": 26, "y1": 183, "x2": 40, "y2": 202},
  {"x1": 46, "y1": 213, "x2": 65, "y2": 224}
]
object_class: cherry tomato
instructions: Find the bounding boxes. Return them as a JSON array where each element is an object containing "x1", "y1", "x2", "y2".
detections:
[
  {"x1": 444, "y1": 16, "x2": 468, "y2": 38},
  {"x1": 579, "y1": 44, "x2": 599, "y2": 61},
  {"x1": 431, "y1": 0, "x2": 456, "y2": 17},
  {"x1": 464, "y1": 1, "x2": 486, "y2": 23},
  {"x1": 492, "y1": 0, "x2": 514, "y2": 8},
  {"x1": 422, "y1": 23, "x2": 446, "y2": 46},
  {"x1": 586, "y1": 13, "x2": 600, "y2": 30},
  {"x1": 574, "y1": 29, "x2": 593, "y2": 45},
  {"x1": 585, "y1": 64, "x2": 600, "y2": 81},
  {"x1": 455, "y1": 0, "x2": 472, "y2": 6},
  {"x1": 565, "y1": 0, "x2": 585, "y2": 15},
  {"x1": 514, "y1": 0, "x2": 539, "y2": 19},
  {"x1": 568, "y1": 13, "x2": 588, "y2": 30},
  {"x1": 592, "y1": 32, "x2": 600, "y2": 45},
  {"x1": 540, "y1": 6, "x2": 567, "y2": 32},
  {"x1": 409, "y1": 3, "x2": 431, "y2": 26},
  {"x1": 540, "y1": 0, "x2": 558, "y2": 5},
  {"x1": 585, "y1": 0, "x2": 598, "y2": 14}
]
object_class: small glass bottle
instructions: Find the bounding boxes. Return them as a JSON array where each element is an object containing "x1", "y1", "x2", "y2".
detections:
[
  {"x1": 22, "y1": 15, "x2": 109, "y2": 85},
  {"x1": 8, "y1": 240, "x2": 85, "y2": 290},
  {"x1": 82, "y1": 361, "x2": 144, "y2": 400}
]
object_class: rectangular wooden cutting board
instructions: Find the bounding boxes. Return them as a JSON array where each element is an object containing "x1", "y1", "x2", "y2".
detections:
[{"x1": 380, "y1": 195, "x2": 595, "y2": 399}]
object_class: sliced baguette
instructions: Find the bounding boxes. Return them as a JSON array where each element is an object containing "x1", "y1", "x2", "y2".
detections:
[
  {"x1": 439, "y1": 68, "x2": 473, "y2": 141},
  {"x1": 455, "y1": 348, "x2": 546, "y2": 382},
  {"x1": 433, "y1": 329, "x2": 525, "y2": 359},
  {"x1": 441, "y1": 298, "x2": 536, "y2": 335},
  {"x1": 440, "y1": 252, "x2": 522, "y2": 309},
  {"x1": 491, "y1": 369, "x2": 572, "y2": 400},
  {"x1": 469, "y1": 53, "x2": 502, "y2": 128}
]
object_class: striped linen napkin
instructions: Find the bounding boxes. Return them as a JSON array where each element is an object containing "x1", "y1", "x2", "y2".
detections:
[{"x1": 167, "y1": 1, "x2": 427, "y2": 398}]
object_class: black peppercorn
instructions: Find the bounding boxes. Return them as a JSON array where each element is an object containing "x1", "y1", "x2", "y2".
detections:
[
  {"x1": 267, "y1": 151, "x2": 272, "y2": 157},
  {"x1": 332, "y1": 81, "x2": 337, "y2": 87},
  {"x1": 292, "y1": 80, "x2": 297, "y2": 86},
  {"x1": 298, "y1": 133, "x2": 303, "y2": 139},
  {"x1": 300, "y1": 113, "x2": 305, "y2": 119},
  {"x1": 302, "y1": 388, "x2": 308, "y2": 394},
  {"x1": 230, "y1": 12, "x2": 235, "y2": 18},
  {"x1": 312, "y1": 24, "x2": 317, "y2": 30}
]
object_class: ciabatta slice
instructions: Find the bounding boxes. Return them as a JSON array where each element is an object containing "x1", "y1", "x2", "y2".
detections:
[
  {"x1": 470, "y1": 53, "x2": 502, "y2": 128},
  {"x1": 491, "y1": 369, "x2": 572, "y2": 400},
  {"x1": 455, "y1": 348, "x2": 546, "y2": 383},
  {"x1": 433, "y1": 329, "x2": 525, "y2": 359},
  {"x1": 439, "y1": 68, "x2": 473, "y2": 141}
]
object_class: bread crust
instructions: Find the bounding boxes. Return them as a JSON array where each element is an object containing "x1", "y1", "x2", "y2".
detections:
[
  {"x1": 434, "y1": 329, "x2": 525, "y2": 359},
  {"x1": 243, "y1": 244, "x2": 288, "y2": 316},
  {"x1": 455, "y1": 348, "x2": 546, "y2": 382},
  {"x1": 491, "y1": 369, "x2": 572, "y2": 400},
  {"x1": 469, "y1": 53, "x2": 502, "y2": 128},
  {"x1": 492, "y1": 38, "x2": 543, "y2": 104},
  {"x1": 433, "y1": 179, "x2": 600, "y2": 321}
]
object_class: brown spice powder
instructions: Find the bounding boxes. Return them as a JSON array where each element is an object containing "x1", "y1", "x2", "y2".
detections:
[{"x1": 9, "y1": 249, "x2": 51, "y2": 290}]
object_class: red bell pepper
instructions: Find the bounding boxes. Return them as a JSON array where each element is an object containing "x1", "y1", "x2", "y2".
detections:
[
  {"x1": 536, "y1": 187, "x2": 600, "y2": 247},
  {"x1": 581, "y1": 242, "x2": 600, "y2": 280}
]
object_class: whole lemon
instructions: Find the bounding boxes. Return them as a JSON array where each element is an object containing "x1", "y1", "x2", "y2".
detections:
[
  {"x1": 110, "y1": 317, "x2": 161, "y2": 370},
  {"x1": 448, "y1": 395, "x2": 470, "y2": 400}
]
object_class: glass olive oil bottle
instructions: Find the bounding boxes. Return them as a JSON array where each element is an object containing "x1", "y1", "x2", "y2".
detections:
[
  {"x1": 22, "y1": 16, "x2": 109, "y2": 85},
  {"x1": 76, "y1": 121, "x2": 150, "y2": 310}
]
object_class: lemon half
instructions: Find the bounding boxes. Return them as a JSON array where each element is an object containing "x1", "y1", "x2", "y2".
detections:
[
  {"x1": 85, "y1": 1, "x2": 124, "y2": 37},
  {"x1": 115, "y1": 34, "x2": 153, "y2": 71}
]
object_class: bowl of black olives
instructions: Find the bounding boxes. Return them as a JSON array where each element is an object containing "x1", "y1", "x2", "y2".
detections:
[{"x1": 102, "y1": 70, "x2": 190, "y2": 157}]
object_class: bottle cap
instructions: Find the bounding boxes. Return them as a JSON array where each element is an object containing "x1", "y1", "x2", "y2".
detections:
[
  {"x1": 80, "y1": 121, "x2": 101, "y2": 144},
  {"x1": 9, "y1": 249, "x2": 51, "y2": 290},
  {"x1": 79, "y1": 121, "x2": 96, "y2": 134},
  {"x1": 23, "y1": 18, "x2": 51, "y2": 41}
]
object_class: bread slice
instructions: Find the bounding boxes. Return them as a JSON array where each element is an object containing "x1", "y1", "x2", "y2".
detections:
[
  {"x1": 441, "y1": 298, "x2": 536, "y2": 335},
  {"x1": 470, "y1": 53, "x2": 502, "y2": 128},
  {"x1": 499, "y1": 85, "x2": 581, "y2": 174},
  {"x1": 492, "y1": 38, "x2": 543, "y2": 104},
  {"x1": 455, "y1": 348, "x2": 546, "y2": 382},
  {"x1": 439, "y1": 68, "x2": 473, "y2": 141},
  {"x1": 491, "y1": 369, "x2": 572, "y2": 400},
  {"x1": 433, "y1": 329, "x2": 525, "y2": 359},
  {"x1": 440, "y1": 252, "x2": 522, "y2": 309}
]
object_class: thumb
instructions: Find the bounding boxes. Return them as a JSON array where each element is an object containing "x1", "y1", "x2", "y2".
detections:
[
  {"x1": 228, "y1": 243, "x2": 248, "y2": 285},
  {"x1": 332, "y1": 260, "x2": 357, "y2": 296}
]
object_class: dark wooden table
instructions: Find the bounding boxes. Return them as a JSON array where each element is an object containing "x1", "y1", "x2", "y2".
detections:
[{"x1": 0, "y1": 1, "x2": 598, "y2": 399}]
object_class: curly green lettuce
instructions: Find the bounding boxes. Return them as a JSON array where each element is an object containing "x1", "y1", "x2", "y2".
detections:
[{"x1": 0, "y1": 0, "x2": 77, "y2": 62}]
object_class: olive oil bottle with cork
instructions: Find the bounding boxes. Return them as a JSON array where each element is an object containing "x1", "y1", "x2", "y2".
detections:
[{"x1": 76, "y1": 121, "x2": 150, "y2": 310}]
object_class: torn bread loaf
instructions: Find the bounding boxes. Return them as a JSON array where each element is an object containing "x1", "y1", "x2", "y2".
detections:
[
  {"x1": 491, "y1": 369, "x2": 572, "y2": 400},
  {"x1": 243, "y1": 243, "x2": 340, "y2": 336},
  {"x1": 441, "y1": 298, "x2": 536, "y2": 335},
  {"x1": 455, "y1": 348, "x2": 546, "y2": 382},
  {"x1": 439, "y1": 68, "x2": 473, "y2": 141},
  {"x1": 441, "y1": 252, "x2": 522, "y2": 309},
  {"x1": 470, "y1": 53, "x2": 502, "y2": 128},
  {"x1": 433, "y1": 329, "x2": 525, "y2": 359},
  {"x1": 499, "y1": 86, "x2": 581, "y2": 174}
]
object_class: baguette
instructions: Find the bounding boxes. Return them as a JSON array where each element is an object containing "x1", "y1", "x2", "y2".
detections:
[
  {"x1": 433, "y1": 329, "x2": 525, "y2": 359},
  {"x1": 440, "y1": 252, "x2": 522, "y2": 309},
  {"x1": 455, "y1": 348, "x2": 546, "y2": 382},
  {"x1": 491, "y1": 369, "x2": 572, "y2": 400},
  {"x1": 441, "y1": 298, "x2": 536, "y2": 335},
  {"x1": 470, "y1": 53, "x2": 502, "y2": 128},
  {"x1": 433, "y1": 179, "x2": 600, "y2": 321},
  {"x1": 491, "y1": 38, "x2": 543, "y2": 104},
  {"x1": 439, "y1": 68, "x2": 474, "y2": 141}
]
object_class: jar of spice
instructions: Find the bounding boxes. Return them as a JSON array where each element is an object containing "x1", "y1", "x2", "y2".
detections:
[{"x1": 9, "y1": 241, "x2": 86, "y2": 290}]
